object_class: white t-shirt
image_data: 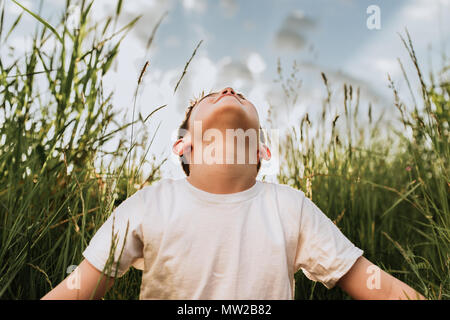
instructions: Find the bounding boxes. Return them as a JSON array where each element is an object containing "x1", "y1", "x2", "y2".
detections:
[{"x1": 82, "y1": 178, "x2": 363, "y2": 299}]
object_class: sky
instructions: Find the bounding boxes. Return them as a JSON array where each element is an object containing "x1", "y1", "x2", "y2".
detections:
[{"x1": 2, "y1": 0, "x2": 449, "y2": 180}]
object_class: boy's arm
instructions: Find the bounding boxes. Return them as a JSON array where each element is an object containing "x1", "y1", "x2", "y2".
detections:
[
  {"x1": 41, "y1": 259, "x2": 115, "y2": 300},
  {"x1": 336, "y1": 256, "x2": 426, "y2": 300}
]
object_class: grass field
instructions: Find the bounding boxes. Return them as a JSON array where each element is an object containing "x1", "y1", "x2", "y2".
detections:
[{"x1": 0, "y1": 1, "x2": 448, "y2": 299}]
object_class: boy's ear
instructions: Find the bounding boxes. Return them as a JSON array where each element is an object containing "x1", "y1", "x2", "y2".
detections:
[
  {"x1": 172, "y1": 135, "x2": 192, "y2": 156},
  {"x1": 258, "y1": 143, "x2": 271, "y2": 161}
]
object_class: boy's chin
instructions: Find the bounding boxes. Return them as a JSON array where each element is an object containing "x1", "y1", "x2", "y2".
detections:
[
  {"x1": 214, "y1": 102, "x2": 246, "y2": 114},
  {"x1": 203, "y1": 114, "x2": 255, "y2": 132},
  {"x1": 206, "y1": 105, "x2": 254, "y2": 128}
]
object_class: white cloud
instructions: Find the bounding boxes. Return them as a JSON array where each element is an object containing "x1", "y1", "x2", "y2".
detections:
[
  {"x1": 215, "y1": 57, "x2": 253, "y2": 89},
  {"x1": 247, "y1": 53, "x2": 266, "y2": 75},
  {"x1": 283, "y1": 10, "x2": 315, "y2": 30},
  {"x1": 94, "y1": 0, "x2": 173, "y2": 49},
  {"x1": 374, "y1": 58, "x2": 400, "y2": 78},
  {"x1": 170, "y1": 53, "x2": 220, "y2": 112},
  {"x1": 272, "y1": 10, "x2": 315, "y2": 52},
  {"x1": 403, "y1": 1, "x2": 437, "y2": 20},
  {"x1": 182, "y1": 0, "x2": 207, "y2": 14},
  {"x1": 273, "y1": 29, "x2": 307, "y2": 51}
]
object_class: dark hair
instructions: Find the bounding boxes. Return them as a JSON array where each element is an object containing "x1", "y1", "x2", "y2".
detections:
[{"x1": 177, "y1": 93, "x2": 265, "y2": 176}]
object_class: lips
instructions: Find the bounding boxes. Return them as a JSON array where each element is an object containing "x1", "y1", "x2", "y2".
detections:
[{"x1": 215, "y1": 93, "x2": 241, "y2": 103}]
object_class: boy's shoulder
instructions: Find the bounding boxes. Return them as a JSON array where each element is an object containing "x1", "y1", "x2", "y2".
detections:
[
  {"x1": 139, "y1": 178, "x2": 181, "y2": 196},
  {"x1": 260, "y1": 179, "x2": 306, "y2": 196},
  {"x1": 260, "y1": 180, "x2": 307, "y2": 207}
]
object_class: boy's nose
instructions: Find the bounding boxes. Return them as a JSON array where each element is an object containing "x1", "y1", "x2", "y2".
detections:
[{"x1": 221, "y1": 87, "x2": 236, "y2": 95}]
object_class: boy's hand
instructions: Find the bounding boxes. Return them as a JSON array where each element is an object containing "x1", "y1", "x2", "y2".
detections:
[
  {"x1": 41, "y1": 259, "x2": 114, "y2": 300},
  {"x1": 337, "y1": 256, "x2": 426, "y2": 300}
]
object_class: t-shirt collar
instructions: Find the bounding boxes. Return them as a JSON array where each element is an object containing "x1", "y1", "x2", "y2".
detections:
[{"x1": 181, "y1": 177, "x2": 262, "y2": 204}]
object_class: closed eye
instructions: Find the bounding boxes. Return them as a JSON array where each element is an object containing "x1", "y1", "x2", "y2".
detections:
[{"x1": 198, "y1": 92, "x2": 219, "y2": 103}]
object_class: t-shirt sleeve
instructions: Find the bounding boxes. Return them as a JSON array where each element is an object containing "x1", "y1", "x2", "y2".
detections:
[
  {"x1": 82, "y1": 189, "x2": 145, "y2": 278},
  {"x1": 294, "y1": 194, "x2": 364, "y2": 289}
]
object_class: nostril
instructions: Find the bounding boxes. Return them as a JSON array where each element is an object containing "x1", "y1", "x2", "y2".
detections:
[{"x1": 222, "y1": 87, "x2": 235, "y2": 95}]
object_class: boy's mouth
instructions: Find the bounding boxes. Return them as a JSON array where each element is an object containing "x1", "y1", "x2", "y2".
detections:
[{"x1": 214, "y1": 93, "x2": 242, "y2": 104}]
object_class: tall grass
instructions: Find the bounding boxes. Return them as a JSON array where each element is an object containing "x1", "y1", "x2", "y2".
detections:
[
  {"x1": 0, "y1": 0, "x2": 164, "y2": 299},
  {"x1": 276, "y1": 30, "x2": 449, "y2": 299},
  {"x1": 0, "y1": 1, "x2": 448, "y2": 300}
]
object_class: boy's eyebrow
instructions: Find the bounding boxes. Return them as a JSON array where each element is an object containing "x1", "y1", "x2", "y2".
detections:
[{"x1": 189, "y1": 92, "x2": 218, "y2": 108}]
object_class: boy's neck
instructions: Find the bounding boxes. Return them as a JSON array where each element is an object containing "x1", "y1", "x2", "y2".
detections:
[
  {"x1": 187, "y1": 164, "x2": 257, "y2": 194},
  {"x1": 186, "y1": 126, "x2": 260, "y2": 194}
]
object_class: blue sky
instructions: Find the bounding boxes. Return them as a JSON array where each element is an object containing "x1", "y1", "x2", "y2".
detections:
[
  {"x1": 154, "y1": 0, "x2": 406, "y2": 74},
  {"x1": 2, "y1": 0, "x2": 449, "y2": 179}
]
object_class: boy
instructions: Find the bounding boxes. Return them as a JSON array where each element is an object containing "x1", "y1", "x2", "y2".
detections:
[{"x1": 42, "y1": 87, "x2": 425, "y2": 300}]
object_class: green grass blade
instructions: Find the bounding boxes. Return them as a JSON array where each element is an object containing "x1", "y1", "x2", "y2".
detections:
[
  {"x1": 3, "y1": 11, "x2": 22, "y2": 44},
  {"x1": 11, "y1": 0, "x2": 63, "y2": 44}
]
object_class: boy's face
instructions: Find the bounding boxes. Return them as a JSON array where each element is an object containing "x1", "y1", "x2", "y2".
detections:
[
  {"x1": 173, "y1": 86, "x2": 271, "y2": 170},
  {"x1": 188, "y1": 87, "x2": 261, "y2": 134}
]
